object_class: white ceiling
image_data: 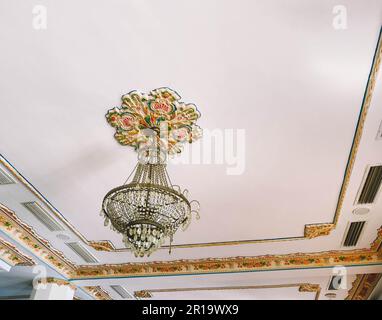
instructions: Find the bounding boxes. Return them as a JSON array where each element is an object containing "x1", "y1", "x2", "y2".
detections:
[{"x1": 0, "y1": 0, "x2": 382, "y2": 299}]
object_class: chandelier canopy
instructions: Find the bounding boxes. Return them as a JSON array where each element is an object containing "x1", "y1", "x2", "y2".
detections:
[{"x1": 101, "y1": 88, "x2": 201, "y2": 257}]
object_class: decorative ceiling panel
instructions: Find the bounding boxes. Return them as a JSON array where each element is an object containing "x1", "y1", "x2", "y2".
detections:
[{"x1": 1, "y1": 0, "x2": 382, "y2": 300}]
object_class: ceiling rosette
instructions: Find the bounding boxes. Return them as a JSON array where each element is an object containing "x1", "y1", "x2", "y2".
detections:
[{"x1": 106, "y1": 87, "x2": 202, "y2": 155}]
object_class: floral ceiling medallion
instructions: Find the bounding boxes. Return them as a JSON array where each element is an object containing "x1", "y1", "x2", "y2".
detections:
[
  {"x1": 102, "y1": 88, "x2": 202, "y2": 257},
  {"x1": 106, "y1": 87, "x2": 202, "y2": 155}
]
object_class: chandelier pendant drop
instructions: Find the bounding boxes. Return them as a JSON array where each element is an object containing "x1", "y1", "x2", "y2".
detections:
[{"x1": 101, "y1": 88, "x2": 202, "y2": 257}]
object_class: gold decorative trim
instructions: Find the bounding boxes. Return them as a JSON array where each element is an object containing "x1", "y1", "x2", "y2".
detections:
[
  {"x1": 0, "y1": 237, "x2": 35, "y2": 266},
  {"x1": 1, "y1": 202, "x2": 382, "y2": 287},
  {"x1": 88, "y1": 240, "x2": 115, "y2": 252},
  {"x1": 74, "y1": 226, "x2": 382, "y2": 279},
  {"x1": 74, "y1": 249, "x2": 381, "y2": 279},
  {"x1": 153, "y1": 237, "x2": 304, "y2": 249},
  {"x1": 346, "y1": 275, "x2": 363, "y2": 300},
  {"x1": 134, "y1": 283, "x2": 321, "y2": 300},
  {"x1": 134, "y1": 290, "x2": 152, "y2": 299},
  {"x1": 298, "y1": 284, "x2": 321, "y2": 300},
  {"x1": 370, "y1": 227, "x2": 382, "y2": 251},
  {"x1": 0, "y1": 203, "x2": 76, "y2": 277},
  {"x1": 83, "y1": 286, "x2": 112, "y2": 300},
  {"x1": 332, "y1": 28, "x2": 382, "y2": 226},
  {"x1": 37, "y1": 277, "x2": 76, "y2": 291},
  {"x1": 345, "y1": 273, "x2": 382, "y2": 300},
  {"x1": 304, "y1": 224, "x2": 335, "y2": 239},
  {"x1": 1, "y1": 201, "x2": 382, "y2": 282}
]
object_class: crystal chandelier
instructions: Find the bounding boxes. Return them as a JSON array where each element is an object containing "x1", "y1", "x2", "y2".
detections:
[{"x1": 101, "y1": 88, "x2": 202, "y2": 257}]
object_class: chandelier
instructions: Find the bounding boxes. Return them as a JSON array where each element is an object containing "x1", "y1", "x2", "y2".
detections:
[{"x1": 101, "y1": 88, "x2": 202, "y2": 257}]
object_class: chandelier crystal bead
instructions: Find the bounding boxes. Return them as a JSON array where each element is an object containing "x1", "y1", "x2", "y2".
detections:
[{"x1": 101, "y1": 161, "x2": 199, "y2": 257}]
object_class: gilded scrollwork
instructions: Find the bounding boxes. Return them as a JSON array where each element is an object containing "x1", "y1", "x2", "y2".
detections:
[
  {"x1": 88, "y1": 241, "x2": 115, "y2": 252},
  {"x1": 298, "y1": 283, "x2": 321, "y2": 300},
  {"x1": 36, "y1": 277, "x2": 76, "y2": 290},
  {"x1": 345, "y1": 273, "x2": 382, "y2": 300},
  {"x1": 304, "y1": 223, "x2": 335, "y2": 239},
  {"x1": 0, "y1": 237, "x2": 35, "y2": 266},
  {"x1": 134, "y1": 290, "x2": 152, "y2": 299},
  {"x1": 298, "y1": 284, "x2": 320, "y2": 292},
  {"x1": 83, "y1": 286, "x2": 112, "y2": 300}
]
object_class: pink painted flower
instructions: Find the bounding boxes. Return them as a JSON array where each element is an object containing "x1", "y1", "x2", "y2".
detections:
[
  {"x1": 172, "y1": 127, "x2": 189, "y2": 142},
  {"x1": 119, "y1": 114, "x2": 136, "y2": 130},
  {"x1": 150, "y1": 99, "x2": 174, "y2": 115}
]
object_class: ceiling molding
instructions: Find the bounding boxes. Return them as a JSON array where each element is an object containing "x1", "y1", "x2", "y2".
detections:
[
  {"x1": 73, "y1": 228, "x2": 382, "y2": 280},
  {"x1": 2, "y1": 188, "x2": 382, "y2": 281},
  {"x1": 87, "y1": 240, "x2": 116, "y2": 252},
  {"x1": 0, "y1": 156, "x2": 91, "y2": 245},
  {"x1": 304, "y1": 223, "x2": 335, "y2": 239},
  {"x1": 134, "y1": 283, "x2": 321, "y2": 300},
  {"x1": 330, "y1": 26, "x2": 382, "y2": 224},
  {"x1": 36, "y1": 277, "x2": 76, "y2": 291},
  {"x1": 74, "y1": 244, "x2": 382, "y2": 279},
  {"x1": 1, "y1": 202, "x2": 382, "y2": 280},
  {"x1": 82, "y1": 286, "x2": 112, "y2": 300},
  {"x1": 0, "y1": 203, "x2": 76, "y2": 277},
  {"x1": 0, "y1": 237, "x2": 35, "y2": 267},
  {"x1": 345, "y1": 273, "x2": 382, "y2": 300}
]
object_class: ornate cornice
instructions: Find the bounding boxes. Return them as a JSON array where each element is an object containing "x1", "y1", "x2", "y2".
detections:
[
  {"x1": 36, "y1": 277, "x2": 76, "y2": 290},
  {"x1": 0, "y1": 203, "x2": 76, "y2": 277},
  {"x1": 346, "y1": 273, "x2": 382, "y2": 300},
  {"x1": 0, "y1": 237, "x2": 35, "y2": 266},
  {"x1": 134, "y1": 283, "x2": 321, "y2": 300},
  {"x1": 74, "y1": 226, "x2": 382, "y2": 279},
  {"x1": 83, "y1": 286, "x2": 112, "y2": 300},
  {"x1": 74, "y1": 249, "x2": 381, "y2": 279}
]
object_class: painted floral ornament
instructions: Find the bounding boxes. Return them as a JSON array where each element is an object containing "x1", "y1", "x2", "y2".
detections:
[{"x1": 106, "y1": 88, "x2": 202, "y2": 155}]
